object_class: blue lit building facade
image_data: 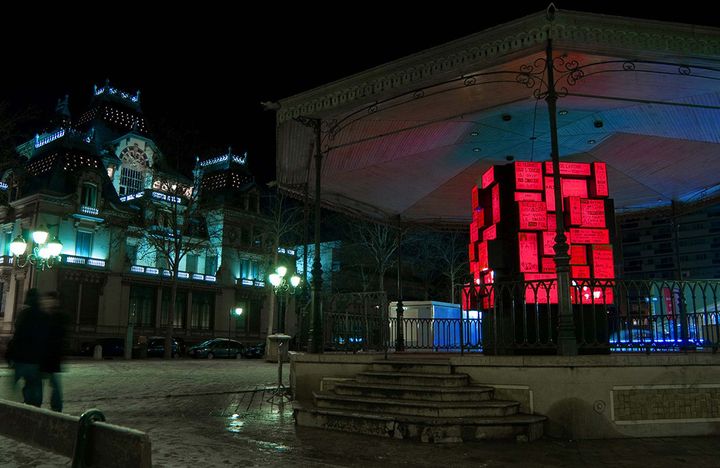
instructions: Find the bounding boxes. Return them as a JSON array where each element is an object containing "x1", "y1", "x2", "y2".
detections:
[{"x1": 0, "y1": 84, "x2": 284, "y2": 350}]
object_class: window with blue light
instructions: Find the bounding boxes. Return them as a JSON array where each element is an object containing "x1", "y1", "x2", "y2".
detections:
[
  {"x1": 126, "y1": 244, "x2": 137, "y2": 264},
  {"x1": 205, "y1": 255, "x2": 217, "y2": 275},
  {"x1": 76, "y1": 231, "x2": 93, "y2": 257},
  {"x1": 186, "y1": 254, "x2": 198, "y2": 273},
  {"x1": 119, "y1": 167, "x2": 143, "y2": 196},
  {"x1": 3, "y1": 232, "x2": 11, "y2": 256},
  {"x1": 81, "y1": 183, "x2": 97, "y2": 207}
]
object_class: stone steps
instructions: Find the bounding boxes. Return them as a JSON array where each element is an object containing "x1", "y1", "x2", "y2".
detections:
[
  {"x1": 356, "y1": 371, "x2": 469, "y2": 387},
  {"x1": 295, "y1": 404, "x2": 546, "y2": 443},
  {"x1": 314, "y1": 391, "x2": 519, "y2": 418},
  {"x1": 294, "y1": 359, "x2": 546, "y2": 443},
  {"x1": 371, "y1": 360, "x2": 453, "y2": 374},
  {"x1": 333, "y1": 381, "x2": 494, "y2": 402}
]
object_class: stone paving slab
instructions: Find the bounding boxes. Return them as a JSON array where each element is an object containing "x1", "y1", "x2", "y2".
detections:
[{"x1": 2, "y1": 359, "x2": 720, "y2": 467}]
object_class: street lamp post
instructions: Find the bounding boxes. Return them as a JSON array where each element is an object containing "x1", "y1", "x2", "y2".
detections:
[
  {"x1": 267, "y1": 266, "x2": 301, "y2": 403},
  {"x1": 268, "y1": 266, "x2": 301, "y2": 334},
  {"x1": 9, "y1": 224, "x2": 63, "y2": 286},
  {"x1": 228, "y1": 307, "x2": 243, "y2": 346}
]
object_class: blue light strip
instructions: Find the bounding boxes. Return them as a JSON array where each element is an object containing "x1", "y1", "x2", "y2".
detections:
[
  {"x1": 35, "y1": 129, "x2": 65, "y2": 148},
  {"x1": 80, "y1": 206, "x2": 99, "y2": 215},
  {"x1": 63, "y1": 255, "x2": 106, "y2": 267},
  {"x1": 129, "y1": 265, "x2": 216, "y2": 282},
  {"x1": 199, "y1": 151, "x2": 247, "y2": 167},
  {"x1": 94, "y1": 85, "x2": 140, "y2": 103},
  {"x1": 119, "y1": 191, "x2": 145, "y2": 202},
  {"x1": 151, "y1": 191, "x2": 181, "y2": 203}
]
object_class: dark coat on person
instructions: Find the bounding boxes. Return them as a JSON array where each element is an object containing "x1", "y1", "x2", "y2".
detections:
[
  {"x1": 9, "y1": 291, "x2": 49, "y2": 365},
  {"x1": 40, "y1": 307, "x2": 68, "y2": 373}
]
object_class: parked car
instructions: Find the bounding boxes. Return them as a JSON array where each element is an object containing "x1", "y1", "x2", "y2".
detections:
[
  {"x1": 146, "y1": 336, "x2": 181, "y2": 358},
  {"x1": 241, "y1": 342, "x2": 266, "y2": 359},
  {"x1": 187, "y1": 338, "x2": 244, "y2": 359}
]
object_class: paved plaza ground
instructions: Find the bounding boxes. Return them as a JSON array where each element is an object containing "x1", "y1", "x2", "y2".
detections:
[{"x1": 1, "y1": 358, "x2": 719, "y2": 467}]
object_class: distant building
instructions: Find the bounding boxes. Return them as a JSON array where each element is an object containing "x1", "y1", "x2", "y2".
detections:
[
  {"x1": 0, "y1": 83, "x2": 287, "y2": 351},
  {"x1": 295, "y1": 241, "x2": 341, "y2": 292},
  {"x1": 618, "y1": 202, "x2": 720, "y2": 280}
]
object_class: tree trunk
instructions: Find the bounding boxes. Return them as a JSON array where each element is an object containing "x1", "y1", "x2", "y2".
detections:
[{"x1": 164, "y1": 275, "x2": 178, "y2": 359}]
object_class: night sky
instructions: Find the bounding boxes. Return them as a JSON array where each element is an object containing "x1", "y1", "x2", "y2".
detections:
[{"x1": 0, "y1": 3, "x2": 714, "y2": 183}]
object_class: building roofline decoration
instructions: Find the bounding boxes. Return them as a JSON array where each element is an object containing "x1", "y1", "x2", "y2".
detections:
[
  {"x1": 93, "y1": 80, "x2": 141, "y2": 106},
  {"x1": 197, "y1": 147, "x2": 248, "y2": 169}
]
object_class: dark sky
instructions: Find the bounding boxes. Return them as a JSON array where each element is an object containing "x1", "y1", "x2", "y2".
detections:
[{"x1": 1, "y1": 3, "x2": 714, "y2": 183}]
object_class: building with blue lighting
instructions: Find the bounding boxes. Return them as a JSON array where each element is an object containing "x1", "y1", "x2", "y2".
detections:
[{"x1": 0, "y1": 83, "x2": 291, "y2": 351}]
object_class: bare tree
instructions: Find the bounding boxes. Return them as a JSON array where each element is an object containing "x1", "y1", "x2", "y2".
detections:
[
  {"x1": 434, "y1": 232, "x2": 469, "y2": 303},
  {"x1": 405, "y1": 229, "x2": 443, "y2": 300},
  {"x1": 348, "y1": 220, "x2": 398, "y2": 292},
  {"x1": 260, "y1": 188, "x2": 303, "y2": 337},
  {"x1": 132, "y1": 176, "x2": 219, "y2": 358}
]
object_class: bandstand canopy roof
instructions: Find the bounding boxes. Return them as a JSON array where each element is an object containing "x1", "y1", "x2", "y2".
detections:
[{"x1": 276, "y1": 9, "x2": 720, "y2": 227}]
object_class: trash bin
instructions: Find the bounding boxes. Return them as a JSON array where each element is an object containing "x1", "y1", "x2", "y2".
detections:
[{"x1": 266, "y1": 334, "x2": 291, "y2": 363}]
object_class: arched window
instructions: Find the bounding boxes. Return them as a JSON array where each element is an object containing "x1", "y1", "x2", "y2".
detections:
[
  {"x1": 118, "y1": 145, "x2": 148, "y2": 196},
  {"x1": 81, "y1": 182, "x2": 97, "y2": 207}
]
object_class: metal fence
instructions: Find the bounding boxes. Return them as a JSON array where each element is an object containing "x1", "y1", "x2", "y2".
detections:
[{"x1": 322, "y1": 280, "x2": 720, "y2": 354}]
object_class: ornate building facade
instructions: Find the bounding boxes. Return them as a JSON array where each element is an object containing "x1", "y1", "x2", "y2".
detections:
[{"x1": 0, "y1": 83, "x2": 291, "y2": 351}]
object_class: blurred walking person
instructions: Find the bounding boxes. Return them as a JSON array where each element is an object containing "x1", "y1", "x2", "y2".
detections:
[
  {"x1": 8, "y1": 288, "x2": 48, "y2": 407},
  {"x1": 40, "y1": 291, "x2": 67, "y2": 412}
]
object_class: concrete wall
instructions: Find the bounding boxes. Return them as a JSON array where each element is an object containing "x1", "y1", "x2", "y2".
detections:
[{"x1": 290, "y1": 353, "x2": 720, "y2": 439}]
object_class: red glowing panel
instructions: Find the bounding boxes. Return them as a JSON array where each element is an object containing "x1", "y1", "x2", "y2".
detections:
[
  {"x1": 483, "y1": 224, "x2": 497, "y2": 241},
  {"x1": 569, "y1": 228, "x2": 609, "y2": 244},
  {"x1": 477, "y1": 241, "x2": 489, "y2": 271},
  {"x1": 547, "y1": 212, "x2": 557, "y2": 232},
  {"x1": 469, "y1": 243, "x2": 477, "y2": 262},
  {"x1": 542, "y1": 231, "x2": 556, "y2": 256},
  {"x1": 514, "y1": 162, "x2": 543, "y2": 191},
  {"x1": 524, "y1": 273, "x2": 558, "y2": 304},
  {"x1": 462, "y1": 284, "x2": 478, "y2": 311},
  {"x1": 473, "y1": 209, "x2": 484, "y2": 227},
  {"x1": 471, "y1": 185, "x2": 480, "y2": 210},
  {"x1": 518, "y1": 232, "x2": 539, "y2": 272},
  {"x1": 574, "y1": 284, "x2": 614, "y2": 305},
  {"x1": 541, "y1": 257, "x2": 556, "y2": 273},
  {"x1": 566, "y1": 197, "x2": 582, "y2": 226},
  {"x1": 591, "y1": 244, "x2": 614, "y2": 278},
  {"x1": 581, "y1": 199, "x2": 606, "y2": 228},
  {"x1": 545, "y1": 161, "x2": 592, "y2": 176},
  {"x1": 663, "y1": 287, "x2": 676, "y2": 320},
  {"x1": 561, "y1": 178, "x2": 588, "y2": 199},
  {"x1": 518, "y1": 201, "x2": 548, "y2": 230},
  {"x1": 514, "y1": 191, "x2": 543, "y2": 201},
  {"x1": 491, "y1": 185, "x2": 501, "y2": 224},
  {"x1": 570, "y1": 245, "x2": 587, "y2": 265},
  {"x1": 590, "y1": 162, "x2": 609, "y2": 197},
  {"x1": 482, "y1": 270, "x2": 494, "y2": 285},
  {"x1": 469, "y1": 220, "x2": 479, "y2": 243},
  {"x1": 571, "y1": 265, "x2": 591, "y2": 278},
  {"x1": 544, "y1": 177, "x2": 556, "y2": 212},
  {"x1": 481, "y1": 166, "x2": 495, "y2": 189}
]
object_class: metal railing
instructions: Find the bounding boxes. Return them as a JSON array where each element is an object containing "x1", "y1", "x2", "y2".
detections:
[{"x1": 322, "y1": 279, "x2": 720, "y2": 354}]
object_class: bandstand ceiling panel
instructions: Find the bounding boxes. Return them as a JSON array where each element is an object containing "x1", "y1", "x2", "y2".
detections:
[{"x1": 277, "y1": 9, "x2": 720, "y2": 226}]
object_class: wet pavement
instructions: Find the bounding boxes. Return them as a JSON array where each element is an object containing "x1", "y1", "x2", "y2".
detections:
[{"x1": 2, "y1": 359, "x2": 720, "y2": 467}]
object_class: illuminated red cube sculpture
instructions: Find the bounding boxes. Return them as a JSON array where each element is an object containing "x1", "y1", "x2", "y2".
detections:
[{"x1": 467, "y1": 161, "x2": 615, "y2": 306}]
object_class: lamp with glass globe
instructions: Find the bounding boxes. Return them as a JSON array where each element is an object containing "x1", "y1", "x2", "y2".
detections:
[
  {"x1": 268, "y1": 265, "x2": 301, "y2": 334},
  {"x1": 9, "y1": 224, "x2": 63, "y2": 271}
]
